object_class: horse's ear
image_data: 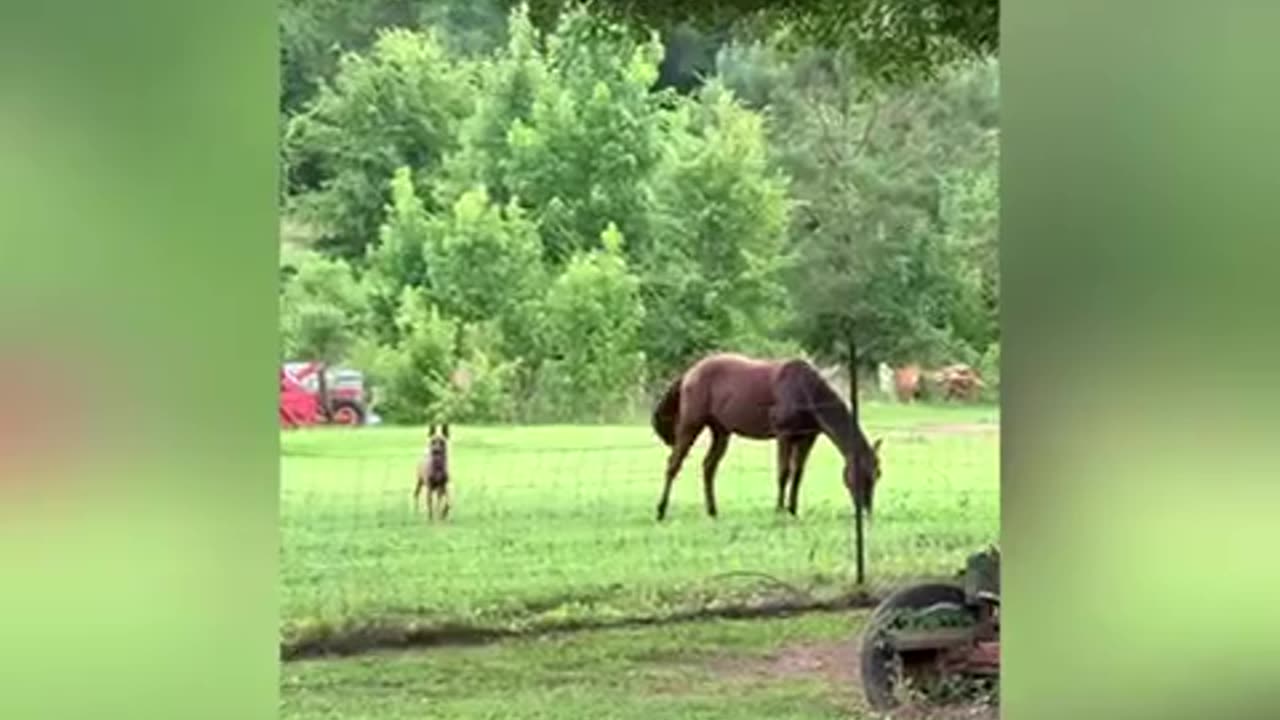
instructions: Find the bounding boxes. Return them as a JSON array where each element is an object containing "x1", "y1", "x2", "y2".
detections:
[{"x1": 442, "y1": 423, "x2": 450, "y2": 438}]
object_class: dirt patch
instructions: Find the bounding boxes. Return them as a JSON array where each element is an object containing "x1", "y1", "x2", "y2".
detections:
[
  {"x1": 907, "y1": 422, "x2": 999, "y2": 437},
  {"x1": 282, "y1": 591, "x2": 881, "y2": 661},
  {"x1": 711, "y1": 640, "x2": 861, "y2": 689},
  {"x1": 708, "y1": 640, "x2": 997, "y2": 719}
]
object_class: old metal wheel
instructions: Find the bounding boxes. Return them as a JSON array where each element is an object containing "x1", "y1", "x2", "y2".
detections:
[{"x1": 859, "y1": 582, "x2": 986, "y2": 711}]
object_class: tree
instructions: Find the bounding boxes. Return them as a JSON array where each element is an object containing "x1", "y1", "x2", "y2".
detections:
[
  {"x1": 422, "y1": 186, "x2": 547, "y2": 363},
  {"x1": 283, "y1": 28, "x2": 475, "y2": 261},
  {"x1": 434, "y1": 4, "x2": 548, "y2": 207},
  {"x1": 364, "y1": 166, "x2": 433, "y2": 344},
  {"x1": 773, "y1": 52, "x2": 995, "y2": 396},
  {"x1": 939, "y1": 161, "x2": 999, "y2": 353},
  {"x1": 640, "y1": 80, "x2": 791, "y2": 380},
  {"x1": 502, "y1": 8, "x2": 667, "y2": 263},
  {"x1": 280, "y1": 0, "x2": 507, "y2": 115},
  {"x1": 280, "y1": 250, "x2": 366, "y2": 361},
  {"x1": 362, "y1": 288, "x2": 458, "y2": 423},
  {"x1": 538, "y1": 223, "x2": 646, "y2": 420},
  {"x1": 519, "y1": 0, "x2": 998, "y2": 83},
  {"x1": 280, "y1": 251, "x2": 368, "y2": 419},
  {"x1": 366, "y1": 168, "x2": 546, "y2": 345}
]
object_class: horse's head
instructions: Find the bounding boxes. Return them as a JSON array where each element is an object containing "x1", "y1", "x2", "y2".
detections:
[{"x1": 843, "y1": 437, "x2": 883, "y2": 519}]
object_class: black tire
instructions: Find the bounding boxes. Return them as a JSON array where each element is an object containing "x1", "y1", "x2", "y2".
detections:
[
  {"x1": 859, "y1": 582, "x2": 972, "y2": 711},
  {"x1": 329, "y1": 399, "x2": 366, "y2": 426}
]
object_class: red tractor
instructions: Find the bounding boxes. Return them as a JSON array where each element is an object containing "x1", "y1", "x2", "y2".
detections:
[{"x1": 279, "y1": 361, "x2": 371, "y2": 428}]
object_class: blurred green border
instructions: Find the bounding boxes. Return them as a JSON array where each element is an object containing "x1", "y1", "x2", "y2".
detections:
[
  {"x1": 1005, "y1": 2, "x2": 1280, "y2": 719},
  {"x1": 3, "y1": 2, "x2": 1279, "y2": 719},
  {"x1": 0, "y1": 2, "x2": 278, "y2": 719}
]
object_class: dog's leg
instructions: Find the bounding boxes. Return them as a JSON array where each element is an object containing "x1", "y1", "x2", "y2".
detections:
[
  {"x1": 427, "y1": 487, "x2": 435, "y2": 521},
  {"x1": 440, "y1": 486, "x2": 450, "y2": 520},
  {"x1": 413, "y1": 476, "x2": 424, "y2": 512}
]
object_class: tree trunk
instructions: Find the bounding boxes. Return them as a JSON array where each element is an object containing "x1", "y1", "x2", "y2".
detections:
[
  {"x1": 846, "y1": 337, "x2": 859, "y2": 421},
  {"x1": 847, "y1": 335, "x2": 866, "y2": 586}
]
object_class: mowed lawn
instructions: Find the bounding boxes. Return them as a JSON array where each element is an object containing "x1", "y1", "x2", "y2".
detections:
[{"x1": 281, "y1": 402, "x2": 999, "y2": 646}]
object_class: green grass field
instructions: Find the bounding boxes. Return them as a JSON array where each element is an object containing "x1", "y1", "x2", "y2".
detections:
[
  {"x1": 281, "y1": 402, "x2": 999, "y2": 652},
  {"x1": 282, "y1": 612, "x2": 875, "y2": 719}
]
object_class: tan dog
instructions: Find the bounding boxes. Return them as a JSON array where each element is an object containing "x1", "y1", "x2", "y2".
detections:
[{"x1": 413, "y1": 423, "x2": 451, "y2": 520}]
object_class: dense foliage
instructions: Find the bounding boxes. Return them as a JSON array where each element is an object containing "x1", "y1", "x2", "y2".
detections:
[{"x1": 280, "y1": 2, "x2": 999, "y2": 423}]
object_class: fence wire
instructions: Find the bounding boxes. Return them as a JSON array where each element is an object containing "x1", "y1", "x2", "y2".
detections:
[{"x1": 280, "y1": 426, "x2": 998, "y2": 651}]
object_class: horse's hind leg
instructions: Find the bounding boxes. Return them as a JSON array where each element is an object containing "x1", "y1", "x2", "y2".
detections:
[
  {"x1": 702, "y1": 428, "x2": 729, "y2": 518},
  {"x1": 656, "y1": 422, "x2": 701, "y2": 521},
  {"x1": 786, "y1": 433, "x2": 818, "y2": 516}
]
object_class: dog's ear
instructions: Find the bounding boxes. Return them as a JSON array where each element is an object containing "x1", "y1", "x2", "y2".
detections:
[
  {"x1": 441, "y1": 423, "x2": 450, "y2": 438},
  {"x1": 429, "y1": 424, "x2": 436, "y2": 437}
]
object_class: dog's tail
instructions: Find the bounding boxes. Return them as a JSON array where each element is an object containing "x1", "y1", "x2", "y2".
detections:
[{"x1": 651, "y1": 375, "x2": 683, "y2": 447}]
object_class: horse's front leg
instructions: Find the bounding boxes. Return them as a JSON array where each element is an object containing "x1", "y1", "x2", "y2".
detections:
[
  {"x1": 774, "y1": 436, "x2": 793, "y2": 512},
  {"x1": 786, "y1": 434, "x2": 818, "y2": 516},
  {"x1": 702, "y1": 429, "x2": 729, "y2": 518}
]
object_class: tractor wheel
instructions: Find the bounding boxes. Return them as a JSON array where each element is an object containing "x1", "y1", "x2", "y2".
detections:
[
  {"x1": 859, "y1": 582, "x2": 984, "y2": 711},
  {"x1": 329, "y1": 400, "x2": 365, "y2": 426}
]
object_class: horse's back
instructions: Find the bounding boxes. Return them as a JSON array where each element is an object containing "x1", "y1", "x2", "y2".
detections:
[{"x1": 682, "y1": 353, "x2": 787, "y2": 438}]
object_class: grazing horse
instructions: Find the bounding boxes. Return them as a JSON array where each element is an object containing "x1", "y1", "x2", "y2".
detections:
[
  {"x1": 893, "y1": 364, "x2": 924, "y2": 403},
  {"x1": 413, "y1": 423, "x2": 451, "y2": 520},
  {"x1": 935, "y1": 364, "x2": 985, "y2": 401},
  {"x1": 651, "y1": 353, "x2": 883, "y2": 521},
  {"x1": 891, "y1": 362, "x2": 985, "y2": 403}
]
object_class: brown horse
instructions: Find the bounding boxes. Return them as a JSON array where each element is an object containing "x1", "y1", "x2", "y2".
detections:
[
  {"x1": 891, "y1": 362, "x2": 985, "y2": 403},
  {"x1": 651, "y1": 353, "x2": 882, "y2": 521}
]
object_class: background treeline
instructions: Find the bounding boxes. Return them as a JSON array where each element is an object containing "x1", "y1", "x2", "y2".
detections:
[{"x1": 279, "y1": 1, "x2": 999, "y2": 424}]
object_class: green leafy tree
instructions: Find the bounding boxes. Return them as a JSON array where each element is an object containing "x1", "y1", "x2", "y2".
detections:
[
  {"x1": 423, "y1": 186, "x2": 548, "y2": 363},
  {"x1": 774, "y1": 52, "x2": 994, "y2": 392},
  {"x1": 435, "y1": 4, "x2": 548, "y2": 206},
  {"x1": 641, "y1": 81, "x2": 790, "y2": 380},
  {"x1": 538, "y1": 223, "x2": 646, "y2": 420},
  {"x1": 364, "y1": 166, "x2": 433, "y2": 344},
  {"x1": 280, "y1": 0, "x2": 507, "y2": 114},
  {"x1": 363, "y1": 289, "x2": 458, "y2": 423},
  {"x1": 503, "y1": 8, "x2": 667, "y2": 263},
  {"x1": 520, "y1": 0, "x2": 998, "y2": 83},
  {"x1": 431, "y1": 322, "x2": 522, "y2": 422},
  {"x1": 280, "y1": 251, "x2": 369, "y2": 419},
  {"x1": 280, "y1": 250, "x2": 366, "y2": 362},
  {"x1": 939, "y1": 161, "x2": 999, "y2": 353},
  {"x1": 425, "y1": 188, "x2": 544, "y2": 324},
  {"x1": 284, "y1": 28, "x2": 475, "y2": 261}
]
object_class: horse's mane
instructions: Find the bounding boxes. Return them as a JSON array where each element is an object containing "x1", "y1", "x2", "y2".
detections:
[{"x1": 777, "y1": 360, "x2": 870, "y2": 458}]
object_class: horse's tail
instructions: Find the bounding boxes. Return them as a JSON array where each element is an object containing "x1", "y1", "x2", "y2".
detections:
[{"x1": 651, "y1": 375, "x2": 683, "y2": 447}]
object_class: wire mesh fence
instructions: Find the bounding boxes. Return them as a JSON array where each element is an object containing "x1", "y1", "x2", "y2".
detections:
[{"x1": 280, "y1": 422, "x2": 998, "y2": 654}]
